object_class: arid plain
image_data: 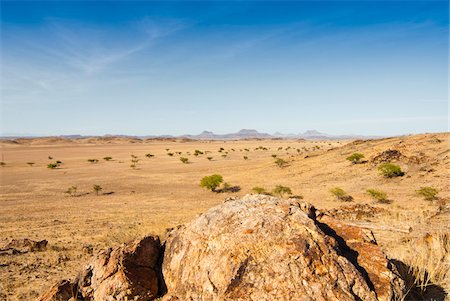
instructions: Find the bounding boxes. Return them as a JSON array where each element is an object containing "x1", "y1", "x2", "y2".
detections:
[{"x1": 0, "y1": 133, "x2": 449, "y2": 300}]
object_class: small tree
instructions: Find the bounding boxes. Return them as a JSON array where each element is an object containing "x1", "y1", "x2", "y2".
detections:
[
  {"x1": 330, "y1": 187, "x2": 353, "y2": 202},
  {"x1": 180, "y1": 157, "x2": 189, "y2": 164},
  {"x1": 366, "y1": 189, "x2": 389, "y2": 203},
  {"x1": 200, "y1": 174, "x2": 223, "y2": 192},
  {"x1": 416, "y1": 187, "x2": 439, "y2": 201},
  {"x1": 27, "y1": 162, "x2": 35, "y2": 167},
  {"x1": 378, "y1": 163, "x2": 404, "y2": 178},
  {"x1": 93, "y1": 185, "x2": 102, "y2": 196},
  {"x1": 346, "y1": 153, "x2": 365, "y2": 164},
  {"x1": 65, "y1": 186, "x2": 78, "y2": 197},
  {"x1": 103, "y1": 156, "x2": 112, "y2": 161},
  {"x1": 275, "y1": 158, "x2": 288, "y2": 168},
  {"x1": 130, "y1": 155, "x2": 139, "y2": 169},
  {"x1": 273, "y1": 185, "x2": 292, "y2": 198}
]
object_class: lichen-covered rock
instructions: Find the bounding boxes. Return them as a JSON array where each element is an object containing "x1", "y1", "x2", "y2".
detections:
[
  {"x1": 78, "y1": 235, "x2": 161, "y2": 300},
  {"x1": 162, "y1": 194, "x2": 404, "y2": 300}
]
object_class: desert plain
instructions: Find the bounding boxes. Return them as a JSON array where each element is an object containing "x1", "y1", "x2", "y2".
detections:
[{"x1": 0, "y1": 133, "x2": 449, "y2": 300}]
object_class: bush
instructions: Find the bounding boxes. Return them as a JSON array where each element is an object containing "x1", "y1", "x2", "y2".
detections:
[
  {"x1": 275, "y1": 158, "x2": 288, "y2": 168},
  {"x1": 366, "y1": 188, "x2": 389, "y2": 203},
  {"x1": 200, "y1": 174, "x2": 223, "y2": 192},
  {"x1": 271, "y1": 154, "x2": 277, "y2": 158},
  {"x1": 145, "y1": 153, "x2": 154, "y2": 158},
  {"x1": 330, "y1": 187, "x2": 353, "y2": 202},
  {"x1": 103, "y1": 156, "x2": 112, "y2": 161},
  {"x1": 243, "y1": 156, "x2": 248, "y2": 160},
  {"x1": 216, "y1": 182, "x2": 241, "y2": 193},
  {"x1": 88, "y1": 159, "x2": 99, "y2": 164},
  {"x1": 93, "y1": 184, "x2": 102, "y2": 196},
  {"x1": 378, "y1": 163, "x2": 404, "y2": 178},
  {"x1": 167, "y1": 153, "x2": 174, "y2": 156},
  {"x1": 47, "y1": 163, "x2": 58, "y2": 169},
  {"x1": 0, "y1": 162, "x2": 5, "y2": 167},
  {"x1": 180, "y1": 157, "x2": 189, "y2": 164},
  {"x1": 273, "y1": 185, "x2": 292, "y2": 198},
  {"x1": 194, "y1": 150, "x2": 204, "y2": 156},
  {"x1": 65, "y1": 186, "x2": 78, "y2": 196},
  {"x1": 346, "y1": 153, "x2": 365, "y2": 164},
  {"x1": 416, "y1": 187, "x2": 439, "y2": 201},
  {"x1": 252, "y1": 186, "x2": 267, "y2": 194},
  {"x1": 27, "y1": 162, "x2": 35, "y2": 167},
  {"x1": 130, "y1": 155, "x2": 139, "y2": 169},
  {"x1": 207, "y1": 157, "x2": 213, "y2": 161}
]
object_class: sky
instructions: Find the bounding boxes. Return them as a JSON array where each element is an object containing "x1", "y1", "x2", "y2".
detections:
[{"x1": 0, "y1": 1, "x2": 448, "y2": 136}]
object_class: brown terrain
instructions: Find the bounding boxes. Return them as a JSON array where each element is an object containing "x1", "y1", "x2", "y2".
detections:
[{"x1": 0, "y1": 133, "x2": 449, "y2": 300}]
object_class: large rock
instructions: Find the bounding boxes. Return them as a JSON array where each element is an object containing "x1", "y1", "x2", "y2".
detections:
[
  {"x1": 162, "y1": 195, "x2": 404, "y2": 300},
  {"x1": 37, "y1": 235, "x2": 162, "y2": 301}
]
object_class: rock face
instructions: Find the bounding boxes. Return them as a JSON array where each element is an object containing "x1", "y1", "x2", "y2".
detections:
[
  {"x1": 37, "y1": 236, "x2": 162, "y2": 301},
  {"x1": 162, "y1": 195, "x2": 404, "y2": 300}
]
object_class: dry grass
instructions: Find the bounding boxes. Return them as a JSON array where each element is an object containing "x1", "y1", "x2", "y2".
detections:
[{"x1": 0, "y1": 133, "x2": 449, "y2": 300}]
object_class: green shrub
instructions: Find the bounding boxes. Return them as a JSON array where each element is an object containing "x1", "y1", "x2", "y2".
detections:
[
  {"x1": 366, "y1": 189, "x2": 389, "y2": 203},
  {"x1": 275, "y1": 158, "x2": 288, "y2": 168},
  {"x1": 346, "y1": 153, "x2": 365, "y2": 164},
  {"x1": 252, "y1": 186, "x2": 267, "y2": 194},
  {"x1": 273, "y1": 185, "x2": 292, "y2": 198},
  {"x1": 416, "y1": 187, "x2": 439, "y2": 201},
  {"x1": 180, "y1": 157, "x2": 189, "y2": 164},
  {"x1": 200, "y1": 174, "x2": 223, "y2": 192},
  {"x1": 330, "y1": 187, "x2": 353, "y2": 202},
  {"x1": 93, "y1": 184, "x2": 102, "y2": 196},
  {"x1": 378, "y1": 163, "x2": 404, "y2": 178},
  {"x1": 65, "y1": 186, "x2": 78, "y2": 196},
  {"x1": 103, "y1": 156, "x2": 112, "y2": 161},
  {"x1": 47, "y1": 163, "x2": 58, "y2": 169}
]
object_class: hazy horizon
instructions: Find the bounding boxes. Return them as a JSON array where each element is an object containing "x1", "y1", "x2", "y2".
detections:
[{"x1": 1, "y1": 1, "x2": 448, "y2": 136}]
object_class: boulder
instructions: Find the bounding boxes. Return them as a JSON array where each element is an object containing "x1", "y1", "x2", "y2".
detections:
[
  {"x1": 36, "y1": 280, "x2": 77, "y2": 301},
  {"x1": 162, "y1": 195, "x2": 404, "y2": 300}
]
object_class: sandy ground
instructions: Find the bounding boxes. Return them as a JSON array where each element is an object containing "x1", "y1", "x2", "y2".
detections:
[{"x1": 0, "y1": 133, "x2": 449, "y2": 300}]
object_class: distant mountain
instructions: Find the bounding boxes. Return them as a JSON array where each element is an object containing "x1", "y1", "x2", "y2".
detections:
[{"x1": 182, "y1": 129, "x2": 273, "y2": 140}]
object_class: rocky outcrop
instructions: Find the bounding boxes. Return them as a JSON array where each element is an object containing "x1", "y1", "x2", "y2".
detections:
[
  {"x1": 162, "y1": 195, "x2": 404, "y2": 300},
  {"x1": 1, "y1": 238, "x2": 47, "y2": 254},
  {"x1": 37, "y1": 236, "x2": 162, "y2": 301},
  {"x1": 38, "y1": 195, "x2": 405, "y2": 301}
]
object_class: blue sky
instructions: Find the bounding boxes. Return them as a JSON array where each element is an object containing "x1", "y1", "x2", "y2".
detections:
[{"x1": 1, "y1": 1, "x2": 448, "y2": 136}]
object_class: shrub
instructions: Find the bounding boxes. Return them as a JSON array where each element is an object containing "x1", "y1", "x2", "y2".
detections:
[
  {"x1": 416, "y1": 187, "x2": 439, "y2": 201},
  {"x1": 48, "y1": 156, "x2": 53, "y2": 160},
  {"x1": 200, "y1": 174, "x2": 223, "y2": 192},
  {"x1": 93, "y1": 184, "x2": 102, "y2": 196},
  {"x1": 243, "y1": 156, "x2": 248, "y2": 160},
  {"x1": 271, "y1": 154, "x2": 277, "y2": 158},
  {"x1": 273, "y1": 185, "x2": 292, "y2": 198},
  {"x1": 0, "y1": 162, "x2": 5, "y2": 167},
  {"x1": 180, "y1": 157, "x2": 189, "y2": 164},
  {"x1": 378, "y1": 163, "x2": 404, "y2": 178},
  {"x1": 194, "y1": 150, "x2": 204, "y2": 156},
  {"x1": 167, "y1": 153, "x2": 174, "y2": 157},
  {"x1": 330, "y1": 187, "x2": 353, "y2": 202},
  {"x1": 56, "y1": 160, "x2": 62, "y2": 164},
  {"x1": 252, "y1": 186, "x2": 267, "y2": 194},
  {"x1": 103, "y1": 156, "x2": 112, "y2": 161},
  {"x1": 207, "y1": 157, "x2": 213, "y2": 161},
  {"x1": 47, "y1": 163, "x2": 58, "y2": 169},
  {"x1": 275, "y1": 158, "x2": 288, "y2": 168},
  {"x1": 216, "y1": 182, "x2": 241, "y2": 193},
  {"x1": 346, "y1": 153, "x2": 365, "y2": 164},
  {"x1": 145, "y1": 153, "x2": 154, "y2": 158},
  {"x1": 221, "y1": 154, "x2": 227, "y2": 158},
  {"x1": 130, "y1": 155, "x2": 139, "y2": 169},
  {"x1": 87, "y1": 159, "x2": 99, "y2": 164},
  {"x1": 218, "y1": 147, "x2": 225, "y2": 152},
  {"x1": 366, "y1": 189, "x2": 389, "y2": 203},
  {"x1": 27, "y1": 162, "x2": 35, "y2": 167},
  {"x1": 65, "y1": 186, "x2": 78, "y2": 196}
]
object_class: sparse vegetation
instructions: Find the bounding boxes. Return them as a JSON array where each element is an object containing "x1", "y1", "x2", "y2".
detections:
[
  {"x1": 130, "y1": 154, "x2": 139, "y2": 169},
  {"x1": 180, "y1": 157, "x2": 189, "y2": 164},
  {"x1": 243, "y1": 156, "x2": 248, "y2": 160},
  {"x1": 346, "y1": 153, "x2": 365, "y2": 164},
  {"x1": 48, "y1": 156, "x2": 53, "y2": 160},
  {"x1": 330, "y1": 187, "x2": 353, "y2": 202},
  {"x1": 92, "y1": 184, "x2": 102, "y2": 196},
  {"x1": 207, "y1": 157, "x2": 213, "y2": 161},
  {"x1": 27, "y1": 162, "x2": 35, "y2": 167},
  {"x1": 200, "y1": 174, "x2": 223, "y2": 192},
  {"x1": 271, "y1": 154, "x2": 277, "y2": 158},
  {"x1": 273, "y1": 185, "x2": 292, "y2": 198},
  {"x1": 167, "y1": 153, "x2": 174, "y2": 157},
  {"x1": 366, "y1": 188, "x2": 389, "y2": 203},
  {"x1": 0, "y1": 161, "x2": 5, "y2": 167},
  {"x1": 416, "y1": 187, "x2": 439, "y2": 201},
  {"x1": 65, "y1": 186, "x2": 78, "y2": 196},
  {"x1": 88, "y1": 159, "x2": 99, "y2": 163},
  {"x1": 194, "y1": 150, "x2": 204, "y2": 156},
  {"x1": 47, "y1": 163, "x2": 58, "y2": 169},
  {"x1": 378, "y1": 163, "x2": 404, "y2": 178},
  {"x1": 252, "y1": 186, "x2": 267, "y2": 194},
  {"x1": 145, "y1": 153, "x2": 154, "y2": 158},
  {"x1": 103, "y1": 156, "x2": 112, "y2": 161},
  {"x1": 275, "y1": 158, "x2": 288, "y2": 168}
]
